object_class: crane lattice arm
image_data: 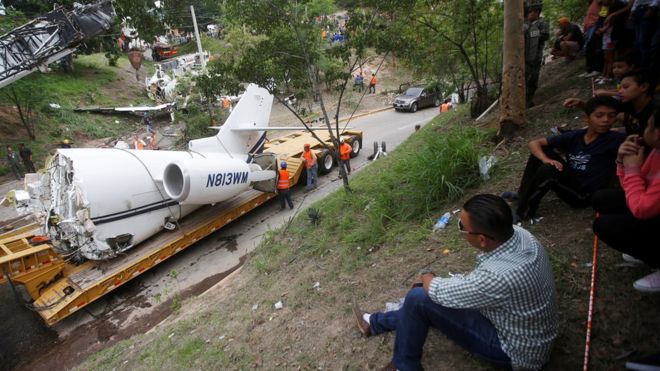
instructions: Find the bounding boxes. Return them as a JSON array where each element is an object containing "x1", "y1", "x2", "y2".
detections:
[{"x1": 0, "y1": 0, "x2": 115, "y2": 89}]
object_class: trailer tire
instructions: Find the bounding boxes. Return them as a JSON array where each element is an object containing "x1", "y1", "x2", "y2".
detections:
[
  {"x1": 381, "y1": 141, "x2": 387, "y2": 153},
  {"x1": 318, "y1": 149, "x2": 334, "y2": 175},
  {"x1": 349, "y1": 137, "x2": 361, "y2": 158}
]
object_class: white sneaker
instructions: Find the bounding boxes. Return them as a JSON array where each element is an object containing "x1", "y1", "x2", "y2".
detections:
[
  {"x1": 622, "y1": 253, "x2": 644, "y2": 264},
  {"x1": 633, "y1": 271, "x2": 660, "y2": 293}
]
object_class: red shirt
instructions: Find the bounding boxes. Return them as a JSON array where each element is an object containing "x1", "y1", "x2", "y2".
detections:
[{"x1": 618, "y1": 148, "x2": 660, "y2": 219}]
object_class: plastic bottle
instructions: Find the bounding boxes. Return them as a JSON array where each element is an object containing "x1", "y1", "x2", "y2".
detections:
[{"x1": 433, "y1": 212, "x2": 451, "y2": 232}]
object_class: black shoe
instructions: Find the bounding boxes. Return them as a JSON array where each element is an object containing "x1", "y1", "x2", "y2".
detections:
[{"x1": 626, "y1": 352, "x2": 660, "y2": 370}]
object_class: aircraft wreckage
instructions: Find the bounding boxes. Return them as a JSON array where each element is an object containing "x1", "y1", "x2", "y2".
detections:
[{"x1": 15, "y1": 84, "x2": 279, "y2": 260}]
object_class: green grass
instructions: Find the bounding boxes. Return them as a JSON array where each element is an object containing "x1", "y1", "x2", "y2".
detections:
[
  {"x1": 251, "y1": 107, "x2": 492, "y2": 275},
  {"x1": 176, "y1": 35, "x2": 226, "y2": 56},
  {"x1": 0, "y1": 53, "x2": 149, "y2": 172}
]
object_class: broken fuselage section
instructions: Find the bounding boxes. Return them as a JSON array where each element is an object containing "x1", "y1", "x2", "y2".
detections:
[{"x1": 19, "y1": 84, "x2": 277, "y2": 261}]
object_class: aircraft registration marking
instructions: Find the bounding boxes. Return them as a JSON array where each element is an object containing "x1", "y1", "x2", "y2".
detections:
[{"x1": 206, "y1": 171, "x2": 249, "y2": 187}]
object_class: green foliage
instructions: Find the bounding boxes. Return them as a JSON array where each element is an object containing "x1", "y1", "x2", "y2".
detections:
[
  {"x1": 0, "y1": 8, "x2": 30, "y2": 34},
  {"x1": 161, "y1": 0, "x2": 222, "y2": 30},
  {"x1": 389, "y1": 0, "x2": 503, "y2": 111},
  {"x1": 176, "y1": 34, "x2": 226, "y2": 56},
  {"x1": 113, "y1": 0, "x2": 166, "y2": 41},
  {"x1": 256, "y1": 108, "x2": 491, "y2": 272},
  {"x1": 178, "y1": 104, "x2": 217, "y2": 143},
  {"x1": 543, "y1": 0, "x2": 587, "y2": 27},
  {"x1": 0, "y1": 53, "x2": 138, "y2": 168}
]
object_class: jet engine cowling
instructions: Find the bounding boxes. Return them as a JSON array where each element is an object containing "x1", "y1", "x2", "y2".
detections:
[{"x1": 163, "y1": 158, "x2": 262, "y2": 205}]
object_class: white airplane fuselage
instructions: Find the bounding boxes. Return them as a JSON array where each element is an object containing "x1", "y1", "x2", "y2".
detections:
[{"x1": 29, "y1": 84, "x2": 275, "y2": 260}]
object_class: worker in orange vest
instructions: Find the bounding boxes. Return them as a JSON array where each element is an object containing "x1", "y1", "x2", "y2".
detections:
[
  {"x1": 222, "y1": 96, "x2": 232, "y2": 112},
  {"x1": 146, "y1": 134, "x2": 157, "y2": 150},
  {"x1": 440, "y1": 101, "x2": 450, "y2": 113},
  {"x1": 132, "y1": 134, "x2": 145, "y2": 150},
  {"x1": 339, "y1": 138, "x2": 353, "y2": 176},
  {"x1": 277, "y1": 161, "x2": 294, "y2": 210},
  {"x1": 368, "y1": 73, "x2": 377, "y2": 94},
  {"x1": 301, "y1": 143, "x2": 318, "y2": 190}
]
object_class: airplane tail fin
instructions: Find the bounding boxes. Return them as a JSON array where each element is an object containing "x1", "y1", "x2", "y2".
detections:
[{"x1": 188, "y1": 84, "x2": 273, "y2": 159}]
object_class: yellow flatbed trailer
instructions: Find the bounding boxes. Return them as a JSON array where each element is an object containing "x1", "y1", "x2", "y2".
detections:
[{"x1": 0, "y1": 129, "x2": 362, "y2": 326}]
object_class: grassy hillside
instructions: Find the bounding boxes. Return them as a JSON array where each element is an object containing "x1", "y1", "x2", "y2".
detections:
[
  {"x1": 0, "y1": 54, "x2": 154, "y2": 175},
  {"x1": 176, "y1": 35, "x2": 226, "y2": 56},
  {"x1": 76, "y1": 56, "x2": 660, "y2": 370}
]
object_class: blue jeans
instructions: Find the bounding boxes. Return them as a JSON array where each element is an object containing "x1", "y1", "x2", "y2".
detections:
[
  {"x1": 369, "y1": 288, "x2": 511, "y2": 371},
  {"x1": 306, "y1": 164, "x2": 318, "y2": 189}
]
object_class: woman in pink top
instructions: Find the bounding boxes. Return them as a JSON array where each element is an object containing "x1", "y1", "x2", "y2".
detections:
[{"x1": 593, "y1": 105, "x2": 660, "y2": 292}]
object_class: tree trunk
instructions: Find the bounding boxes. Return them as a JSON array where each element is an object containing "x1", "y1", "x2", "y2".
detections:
[{"x1": 499, "y1": 0, "x2": 526, "y2": 138}]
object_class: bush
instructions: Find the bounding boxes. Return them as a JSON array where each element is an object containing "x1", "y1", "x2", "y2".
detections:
[{"x1": 288, "y1": 112, "x2": 491, "y2": 258}]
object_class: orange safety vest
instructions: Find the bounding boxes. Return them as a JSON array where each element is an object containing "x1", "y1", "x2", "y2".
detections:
[
  {"x1": 340, "y1": 143, "x2": 352, "y2": 161},
  {"x1": 222, "y1": 97, "x2": 230, "y2": 109},
  {"x1": 277, "y1": 169, "x2": 290, "y2": 190},
  {"x1": 302, "y1": 150, "x2": 316, "y2": 168},
  {"x1": 370, "y1": 76, "x2": 377, "y2": 85},
  {"x1": 440, "y1": 103, "x2": 449, "y2": 113},
  {"x1": 133, "y1": 139, "x2": 145, "y2": 150}
]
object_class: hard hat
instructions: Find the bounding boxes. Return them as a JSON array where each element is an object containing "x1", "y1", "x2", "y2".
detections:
[
  {"x1": 558, "y1": 17, "x2": 570, "y2": 25},
  {"x1": 280, "y1": 161, "x2": 287, "y2": 169},
  {"x1": 343, "y1": 137, "x2": 351, "y2": 142},
  {"x1": 304, "y1": 143, "x2": 310, "y2": 148},
  {"x1": 62, "y1": 139, "x2": 71, "y2": 144}
]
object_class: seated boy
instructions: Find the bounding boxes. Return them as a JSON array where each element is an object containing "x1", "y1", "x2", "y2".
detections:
[
  {"x1": 592, "y1": 105, "x2": 660, "y2": 292},
  {"x1": 593, "y1": 51, "x2": 636, "y2": 98},
  {"x1": 505, "y1": 96, "x2": 626, "y2": 223},
  {"x1": 565, "y1": 70, "x2": 655, "y2": 137}
]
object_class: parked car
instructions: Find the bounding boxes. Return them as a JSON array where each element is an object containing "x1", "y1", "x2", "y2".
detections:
[{"x1": 393, "y1": 85, "x2": 441, "y2": 112}]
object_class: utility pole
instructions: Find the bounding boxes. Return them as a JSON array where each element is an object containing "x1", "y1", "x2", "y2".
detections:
[
  {"x1": 499, "y1": 0, "x2": 526, "y2": 138},
  {"x1": 190, "y1": 5, "x2": 206, "y2": 71}
]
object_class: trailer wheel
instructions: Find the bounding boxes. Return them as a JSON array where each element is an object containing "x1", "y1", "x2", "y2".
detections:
[
  {"x1": 373, "y1": 141, "x2": 378, "y2": 155},
  {"x1": 381, "y1": 141, "x2": 387, "y2": 153},
  {"x1": 349, "y1": 137, "x2": 361, "y2": 158},
  {"x1": 318, "y1": 149, "x2": 334, "y2": 175}
]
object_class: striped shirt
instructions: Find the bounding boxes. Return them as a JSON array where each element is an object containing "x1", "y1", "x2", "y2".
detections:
[{"x1": 428, "y1": 226, "x2": 559, "y2": 370}]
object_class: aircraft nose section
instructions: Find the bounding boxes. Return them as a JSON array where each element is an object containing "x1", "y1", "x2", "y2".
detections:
[{"x1": 163, "y1": 161, "x2": 190, "y2": 202}]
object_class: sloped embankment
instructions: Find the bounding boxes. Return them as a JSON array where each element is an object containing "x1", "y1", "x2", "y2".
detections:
[{"x1": 79, "y1": 57, "x2": 660, "y2": 370}]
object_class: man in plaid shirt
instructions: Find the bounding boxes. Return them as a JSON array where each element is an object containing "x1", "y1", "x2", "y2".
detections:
[{"x1": 353, "y1": 194, "x2": 559, "y2": 370}]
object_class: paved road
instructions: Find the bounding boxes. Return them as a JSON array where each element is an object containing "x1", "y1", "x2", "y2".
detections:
[{"x1": 0, "y1": 106, "x2": 439, "y2": 370}]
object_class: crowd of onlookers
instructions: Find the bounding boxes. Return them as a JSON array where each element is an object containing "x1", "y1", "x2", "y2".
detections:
[{"x1": 517, "y1": 0, "x2": 659, "y2": 292}]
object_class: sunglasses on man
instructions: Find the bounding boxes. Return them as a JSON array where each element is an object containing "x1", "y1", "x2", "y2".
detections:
[{"x1": 458, "y1": 219, "x2": 494, "y2": 240}]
